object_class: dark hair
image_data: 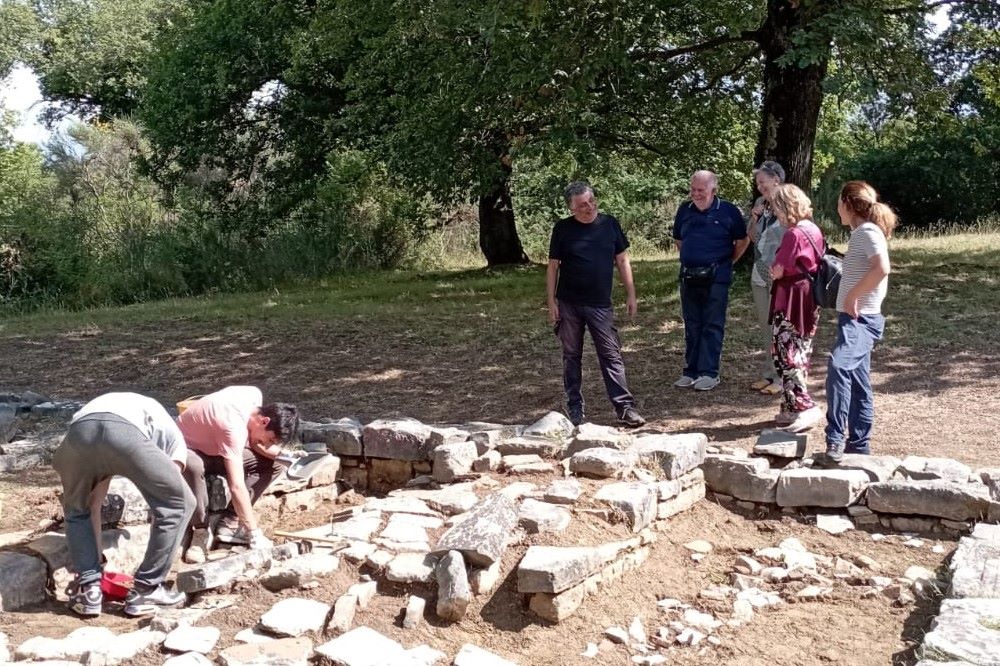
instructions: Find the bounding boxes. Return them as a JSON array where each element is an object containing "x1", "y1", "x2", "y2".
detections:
[
  {"x1": 840, "y1": 180, "x2": 898, "y2": 238},
  {"x1": 260, "y1": 403, "x2": 299, "y2": 443},
  {"x1": 563, "y1": 180, "x2": 594, "y2": 205}
]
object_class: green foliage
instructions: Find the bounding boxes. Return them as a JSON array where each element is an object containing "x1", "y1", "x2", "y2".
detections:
[
  {"x1": 819, "y1": 114, "x2": 1000, "y2": 227},
  {"x1": 29, "y1": 0, "x2": 189, "y2": 119},
  {"x1": 0, "y1": 0, "x2": 38, "y2": 79}
]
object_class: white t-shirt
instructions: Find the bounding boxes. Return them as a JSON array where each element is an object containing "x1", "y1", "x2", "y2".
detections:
[
  {"x1": 836, "y1": 222, "x2": 889, "y2": 314},
  {"x1": 72, "y1": 392, "x2": 188, "y2": 466}
]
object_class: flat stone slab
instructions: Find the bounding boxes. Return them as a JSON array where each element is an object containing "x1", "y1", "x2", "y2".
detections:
[
  {"x1": 630, "y1": 433, "x2": 707, "y2": 479},
  {"x1": 519, "y1": 499, "x2": 572, "y2": 534},
  {"x1": 163, "y1": 625, "x2": 220, "y2": 654},
  {"x1": 543, "y1": 478, "x2": 583, "y2": 504},
  {"x1": 702, "y1": 455, "x2": 779, "y2": 503},
  {"x1": 364, "y1": 496, "x2": 441, "y2": 517},
  {"x1": 15, "y1": 627, "x2": 116, "y2": 661},
  {"x1": 453, "y1": 644, "x2": 519, "y2": 665},
  {"x1": 389, "y1": 484, "x2": 479, "y2": 515},
  {"x1": 833, "y1": 454, "x2": 902, "y2": 482},
  {"x1": 950, "y1": 532, "x2": 1000, "y2": 599},
  {"x1": 496, "y1": 437, "x2": 563, "y2": 458},
  {"x1": 432, "y1": 441, "x2": 478, "y2": 483},
  {"x1": 776, "y1": 468, "x2": 868, "y2": 507},
  {"x1": 176, "y1": 543, "x2": 300, "y2": 593},
  {"x1": 920, "y1": 598, "x2": 1000, "y2": 664},
  {"x1": 0, "y1": 551, "x2": 47, "y2": 611},
  {"x1": 260, "y1": 598, "x2": 330, "y2": 637},
  {"x1": 867, "y1": 480, "x2": 994, "y2": 521},
  {"x1": 299, "y1": 418, "x2": 363, "y2": 456},
  {"x1": 517, "y1": 545, "x2": 604, "y2": 594},
  {"x1": 569, "y1": 447, "x2": 636, "y2": 479},
  {"x1": 566, "y1": 423, "x2": 631, "y2": 456},
  {"x1": 385, "y1": 553, "x2": 438, "y2": 583},
  {"x1": 594, "y1": 482, "x2": 657, "y2": 532},
  {"x1": 900, "y1": 456, "x2": 973, "y2": 483},
  {"x1": 315, "y1": 626, "x2": 409, "y2": 665},
  {"x1": 521, "y1": 411, "x2": 573, "y2": 440},
  {"x1": 753, "y1": 430, "x2": 807, "y2": 458},
  {"x1": 218, "y1": 637, "x2": 313, "y2": 666},
  {"x1": 363, "y1": 418, "x2": 433, "y2": 461},
  {"x1": 434, "y1": 494, "x2": 518, "y2": 566}
]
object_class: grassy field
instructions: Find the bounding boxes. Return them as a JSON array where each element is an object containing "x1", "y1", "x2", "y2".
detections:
[{"x1": 2, "y1": 229, "x2": 1000, "y2": 466}]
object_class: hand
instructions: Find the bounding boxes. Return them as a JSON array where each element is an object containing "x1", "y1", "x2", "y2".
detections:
[
  {"x1": 249, "y1": 528, "x2": 273, "y2": 550},
  {"x1": 770, "y1": 264, "x2": 784, "y2": 280},
  {"x1": 843, "y1": 295, "x2": 860, "y2": 319},
  {"x1": 751, "y1": 203, "x2": 764, "y2": 219},
  {"x1": 625, "y1": 295, "x2": 638, "y2": 317},
  {"x1": 548, "y1": 302, "x2": 560, "y2": 325}
]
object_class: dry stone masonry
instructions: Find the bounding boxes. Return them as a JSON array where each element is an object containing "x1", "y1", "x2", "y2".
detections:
[{"x1": 2, "y1": 397, "x2": 999, "y2": 665}]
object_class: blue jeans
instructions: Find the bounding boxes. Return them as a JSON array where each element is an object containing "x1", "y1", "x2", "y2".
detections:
[
  {"x1": 679, "y1": 280, "x2": 731, "y2": 379},
  {"x1": 53, "y1": 416, "x2": 195, "y2": 588},
  {"x1": 825, "y1": 313, "x2": 885, "y2": 454},
  {"x1": 556, "y1": 300, "x2": 635, "y2": 414}
]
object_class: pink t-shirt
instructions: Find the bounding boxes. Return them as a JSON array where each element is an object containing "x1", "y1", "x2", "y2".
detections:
[{"x1": 176, "y1": 386, "x2": 262, "y2": 460}]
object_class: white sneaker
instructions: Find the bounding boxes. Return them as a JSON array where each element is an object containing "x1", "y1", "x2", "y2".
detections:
[
  {"x1": 782, "y1": 406, "x2": 823, "y2": 433},
  {"x1": 673, "y1": 376, "x2": 696, "y2": 388},
  {"x1": 692, "y1": 376, "x2": 720, "y2": 391}
]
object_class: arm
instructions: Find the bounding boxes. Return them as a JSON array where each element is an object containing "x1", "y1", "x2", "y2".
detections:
[
  {"x1": 546, "y1": 259, "x2": 560, "y2": 324},
  {"x1": 223, "y1": 455, "x2": 258, "y2": 530},
  {"x1": 732, "y1": 237, "x2": 750, "y2": 263},
  {"x1": 248, "y1": 439, "x2": 282, "y2": 460},
  {"x1": 843, "y1": 253, "x2": 891, "y2": 319},
  {"x1": 615, "y1": 251, "x2": 638, "y2": 316}
]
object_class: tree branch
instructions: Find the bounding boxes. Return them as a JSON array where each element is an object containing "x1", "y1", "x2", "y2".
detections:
[{"x1": 638, "y1": 31, "x2": 761, "y2": 62}]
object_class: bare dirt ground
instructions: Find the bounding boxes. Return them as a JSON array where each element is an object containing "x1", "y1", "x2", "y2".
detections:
[{"x1": 1, "y1": 256, "x2": 997, "y2": 664}]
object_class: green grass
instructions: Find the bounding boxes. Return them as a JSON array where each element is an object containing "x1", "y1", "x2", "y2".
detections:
[{"x1": 2, "y1": 231, "x2": 1000, "y2": 356}]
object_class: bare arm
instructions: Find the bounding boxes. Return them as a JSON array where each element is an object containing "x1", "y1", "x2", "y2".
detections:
[
  {"x1": 843, "y1": 253, "x2": 891, "y2": 319},
  {"x1": 546, "y1": 259, "x2": 560, "y2": 325},
  {"x1": 732, "y1": 237, "x2": 750, "y2": 263},
  {"x1": 248, "y1": 439, "x2": 281, "y2": 460},
  {"x1": 615, "y1": 251, "x2": 638, "y2": 316},
  {"x1": 224, "y1": 455, "x2": 258, "y2": 530}
]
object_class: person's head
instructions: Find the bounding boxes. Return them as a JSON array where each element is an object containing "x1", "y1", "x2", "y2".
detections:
[
  {"x1": 770, "y1": 184, "x2": 813, "y2": 228},
  {"x1": 838, "y1": 180, "x2": 898, "y2": 237},
  {"x1": 564, "y1": 180, "x2": 598, "y2": 223},
  {"x1": 247, "y1": 402, "x2": 299, "y2": 446},
  {"x1": 753, "y1": 161, "x2": 785, "y2": 200},
  {"x1": 689, "y1": 170, "x2": 718, "y2": 210}
]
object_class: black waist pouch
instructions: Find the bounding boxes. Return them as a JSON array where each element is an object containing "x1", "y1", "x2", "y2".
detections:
[{"x1": 681, "y1": 264, "x2": 717, "y2": 287}]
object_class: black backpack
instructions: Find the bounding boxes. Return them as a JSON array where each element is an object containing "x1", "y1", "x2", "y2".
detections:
[{"x1": 798, "y1": 227, "x2": 843, "y2": 309}]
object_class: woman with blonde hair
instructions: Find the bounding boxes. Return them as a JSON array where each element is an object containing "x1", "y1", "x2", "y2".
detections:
[
  {"x1": 823, "y1": 181, "x2": 897, "y2": 462},
  {"x1": 768, "y1": 184, "x2": 825, "y2": 433}
]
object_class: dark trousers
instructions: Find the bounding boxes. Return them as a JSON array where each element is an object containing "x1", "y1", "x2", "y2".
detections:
[
  {"x1": 184, "y1": 447, "x2": 276, "y2": 528},
  {"x1": 557, "y1": 300, "x2": 635, "y2": 414},
  {"x1": 680, "y1": 280, "x2": 731, "y2": 379},
  {"x1": 825, "y1": 313, "x2": 885, "y2": 454},
  {"x1": 53, "y1": 417, "x2": 194, "y2": 588}
]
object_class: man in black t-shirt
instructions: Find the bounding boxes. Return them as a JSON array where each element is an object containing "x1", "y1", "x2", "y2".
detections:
[{"x1": 546, "y1": 181, "x2": 645, "y2": 428}]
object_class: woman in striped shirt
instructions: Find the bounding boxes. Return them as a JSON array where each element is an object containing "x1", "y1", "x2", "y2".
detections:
[{"x1": 823, "y1": 181, "x2": 898, "y2": 463}]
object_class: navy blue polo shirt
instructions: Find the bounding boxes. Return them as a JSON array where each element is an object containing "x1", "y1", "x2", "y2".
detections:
[
  {"x1": 548, "y1": 213, "x2": 629, "y2": 307},
  {"x1": 672, "y1": 197, "x2": 747, "y2": 283}
]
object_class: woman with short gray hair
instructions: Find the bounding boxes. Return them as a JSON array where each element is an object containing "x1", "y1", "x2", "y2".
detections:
[{"x1": 747, "y1": 161, "x2": 786, "y2": 395}]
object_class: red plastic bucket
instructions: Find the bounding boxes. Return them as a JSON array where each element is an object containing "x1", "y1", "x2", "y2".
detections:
[{"x1": 100, "y1": 571, "x2": 134, "y2": 601}]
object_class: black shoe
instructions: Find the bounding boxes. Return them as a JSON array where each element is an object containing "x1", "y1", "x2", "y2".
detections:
[
  {"x1": 567, "y1": 406, "x2": 585, "y2": 427},
  {"x1": 618, "y1": 407, "x2": 646, "y2": 428}
]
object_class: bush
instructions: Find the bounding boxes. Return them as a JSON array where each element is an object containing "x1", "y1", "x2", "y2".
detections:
[{"x1": 818, "y1": 116, "x2": 1000, "y2": 228}]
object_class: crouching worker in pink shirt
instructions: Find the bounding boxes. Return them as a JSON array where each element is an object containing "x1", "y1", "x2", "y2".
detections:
[{"x1": 176, "y1": 386, "x2": 299, "y2": 552}]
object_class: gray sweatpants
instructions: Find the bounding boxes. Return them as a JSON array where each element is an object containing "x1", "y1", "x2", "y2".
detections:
[
  {"x1": 53, "y1": 416, "x2": 194, "y2": 588},
  {"x1": 751, "y1": 280, "x2": 777, "y2": 381}
]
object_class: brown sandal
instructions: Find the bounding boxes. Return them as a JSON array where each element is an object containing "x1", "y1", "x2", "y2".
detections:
[{"x1": 750, "y1": 378, "x2": 772, "y2": 391}]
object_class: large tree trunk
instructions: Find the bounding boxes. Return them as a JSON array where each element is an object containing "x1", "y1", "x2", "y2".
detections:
[
  {"x1": 478, "y1": 165, "x2": 529, "y2": 267},
  {"x1": 754, "y1": 0, "x2": 831, "y2": 188}
]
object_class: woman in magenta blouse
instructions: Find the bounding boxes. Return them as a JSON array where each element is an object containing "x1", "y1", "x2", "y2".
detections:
[{"x1": 768, "y1": 184, "x2": 825, "y2": 433}]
